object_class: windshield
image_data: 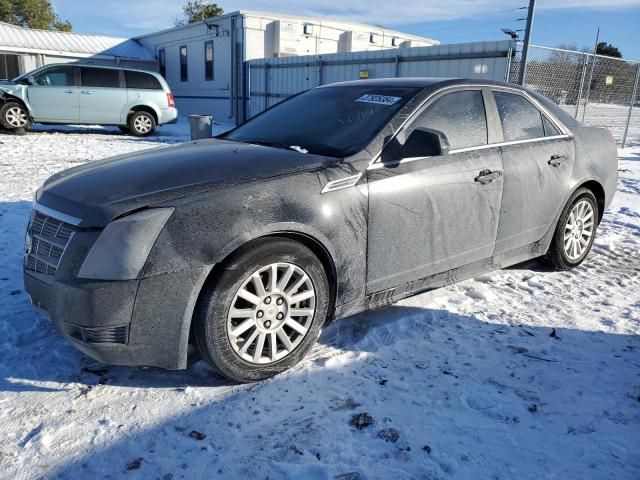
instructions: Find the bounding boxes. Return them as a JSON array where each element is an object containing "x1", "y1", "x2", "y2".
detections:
[{"x1": 225, "y1": 85, "x2": 421, "y2": 157}]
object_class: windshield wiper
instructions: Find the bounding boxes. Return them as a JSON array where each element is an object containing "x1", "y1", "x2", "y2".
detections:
[{"x1": 246, "y1": 139, "x2": 308, "y2": 154}]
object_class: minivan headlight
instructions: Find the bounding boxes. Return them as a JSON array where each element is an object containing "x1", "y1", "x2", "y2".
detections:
[{"x1": 78, "y1": 208, "x2": 174, "y2": 280}]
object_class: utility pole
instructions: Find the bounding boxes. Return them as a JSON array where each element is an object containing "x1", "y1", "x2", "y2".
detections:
[{"x1": 518, "y1": 0, "x2": 536, "y2": 85}]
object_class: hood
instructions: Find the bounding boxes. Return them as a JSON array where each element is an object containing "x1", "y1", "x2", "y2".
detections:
[{"x1": 37, "y1": 138, "x2": 339, "y2": 227}]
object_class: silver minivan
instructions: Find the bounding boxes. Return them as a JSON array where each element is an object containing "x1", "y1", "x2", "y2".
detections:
[{"x1": 0, "y1": 64, "x2": 178, "y2": 136}]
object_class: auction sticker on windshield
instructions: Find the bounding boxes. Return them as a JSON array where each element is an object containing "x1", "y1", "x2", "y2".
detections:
[{"x1": 355, "y1": 94, "x2": 401, "y2": 106}]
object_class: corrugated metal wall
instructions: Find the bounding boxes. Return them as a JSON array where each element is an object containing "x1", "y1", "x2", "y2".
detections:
[{"x1": 247, "y1": 40, "x2": 515, "y2": 118}]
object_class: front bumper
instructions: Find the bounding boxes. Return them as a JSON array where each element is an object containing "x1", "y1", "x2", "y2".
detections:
[{"x1": 23, "y1": 207, "x2": 210, "y2": 370}]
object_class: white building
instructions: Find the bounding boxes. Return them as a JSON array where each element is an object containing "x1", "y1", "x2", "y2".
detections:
[
  {"x1": 136, "y1": 10, "x2": 438, "y2": 123},
  {"x1": 0, "y1": 21, "x2": 156, "y2": 80}
]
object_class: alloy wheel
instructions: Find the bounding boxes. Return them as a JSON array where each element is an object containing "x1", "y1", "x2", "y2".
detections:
[
  {"x1": 133, "y1": 115, "x2": 153, "y2": 134},
  {"x1": 5, "y1": 106, "x2": 28, "y2": 128},
  {"x1": 563, "y1": 199, "x2": 595, "y2": 261},
  {"x1": 226, "y1": 262, "x2": 316, "y2": 365}
]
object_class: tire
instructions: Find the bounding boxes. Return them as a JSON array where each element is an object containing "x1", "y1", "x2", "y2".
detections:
[
  {"x1": 546, "y1": 187, "x2": 599, "y2": 270},
  {"x1": 127, "y1": 111, "x2": 156, "y2": 136},
  {"x1": 194, "y1": 238, "x2": 330, "y2": 382},
  {"x1": 0, "y1": 101, "x2": 32, "y2": 131}
]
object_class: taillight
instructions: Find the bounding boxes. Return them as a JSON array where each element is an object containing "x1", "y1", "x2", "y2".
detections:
[
  {"x1": 603, "y1": 128, "x2": 615, "y2": 141},
  {"x1": 167, "y1": 92, "x2": 175, "y2": 108}
]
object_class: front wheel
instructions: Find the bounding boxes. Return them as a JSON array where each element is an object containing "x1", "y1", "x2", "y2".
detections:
[
  {"x1": 546, "y1": 188, "x2": 599, "y2": 270},
  {"x1": 0, "y1": 101, "x2": 32, "y2": 131},
  {"x1": 127, "y1": 111, "x2": 156, "y2": 136},
  {"x1": 193, "y1": 238, "x2": 330, "y2": 382}
]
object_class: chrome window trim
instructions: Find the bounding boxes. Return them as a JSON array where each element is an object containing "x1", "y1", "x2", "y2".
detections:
[
  {"x1": 367, "y1": 134, "x2": 572, "y2": 171},
  {"x1": 368, "y1": 83, "x2": 572, "y2": 168},
  {"x1": 33, "y1": 203, "x2": 82, "y2": 226}
]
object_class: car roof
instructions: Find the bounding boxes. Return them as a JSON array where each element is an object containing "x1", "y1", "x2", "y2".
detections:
[
  {"x1": 318, "y1": 77, "x2": 527, "y2": 91},
  {"x1": 39, "y1": 63, "x2": 160, "y2": 76}
]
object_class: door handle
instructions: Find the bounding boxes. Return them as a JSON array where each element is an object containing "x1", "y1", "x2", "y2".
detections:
[
  {"x1": 548, "y1": 154, "x2": 568, "y2": 167},
  {"x1": 80, "y1": 91, "x2": 93, "y2": 95},
  {"x1": 474, "y1": 169, "x2": 503, "y2": 185},
  {"x1": 64, "y1": 90, "x2": 75, "y2": 94}
]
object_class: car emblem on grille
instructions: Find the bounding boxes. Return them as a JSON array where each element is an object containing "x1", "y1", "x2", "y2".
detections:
[{"x1": 25, "y1": 231, "x2": 32, "y2": 256}]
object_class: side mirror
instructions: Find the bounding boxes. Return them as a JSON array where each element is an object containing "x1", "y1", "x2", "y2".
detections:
[
  {"x1": 401, "y1": 127, "x2": 450, "y2": 158},
  {"x1": 20, "y1": 76, "x2": 35, "y2": 85}
]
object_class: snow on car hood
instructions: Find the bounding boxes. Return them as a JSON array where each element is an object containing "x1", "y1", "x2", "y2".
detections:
[{"x1": 36, "y1": 138, "x2": 339, "y2": 227}]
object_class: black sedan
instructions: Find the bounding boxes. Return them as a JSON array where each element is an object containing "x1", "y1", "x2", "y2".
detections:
[{"x1": 24, "y1": 78, "x2": 618, "y2": 382}]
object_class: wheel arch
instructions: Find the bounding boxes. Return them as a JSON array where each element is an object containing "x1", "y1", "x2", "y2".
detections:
[
  {"x1": 0, "y1": 92, "x2": 33, "y2": 117},
  {"x1": 187, "y1": 230, "x2": 339, "y2": 349},
  {"x1": 126, "y1": 104, "x2": 159, "y2": 124},
  {"x1": 575, "y1": 179, "x2": 606, "y2": 222}
]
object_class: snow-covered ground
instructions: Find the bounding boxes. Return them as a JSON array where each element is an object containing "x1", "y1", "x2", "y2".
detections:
[{"x1": 0, "y1": 120, "x2": 639, "y2": 480}]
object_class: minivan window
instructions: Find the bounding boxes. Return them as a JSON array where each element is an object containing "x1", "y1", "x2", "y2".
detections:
[
  {"x1": 81, "y1": 67, "x2": 120, "y2": 88},
  {"x1": 494, "y1": 91, "x2": 545, "y2": 142},
  {"x1": 125, "y1": 71, "x2": 162, "y2": 90},
  {"x1": 33, "y1": 66, "x2": 74, "y2": 87},
  {"x1": 411, "y1": 90, "x2": 488, "y2": 150},
  {"x1": 225, "y1": 86, "x2": 421, "y2": 158}
]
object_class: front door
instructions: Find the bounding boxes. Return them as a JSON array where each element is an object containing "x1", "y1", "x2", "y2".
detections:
[
  {"x1": 27, "y1": 65, "x2": 79, "y2": 122},
  {"x1": 366, "y1": 89, "x2": 504, "y2": 294},
  {"x1": 490, "y1": 89, "x2": 576, "y2": 254},
  {"x1": 78, "y1": 67, "x2": 127, "y2": 124}
]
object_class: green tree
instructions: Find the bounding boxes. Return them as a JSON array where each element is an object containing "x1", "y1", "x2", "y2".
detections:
[
  {"x1": 596, "y1": 42, "x2": 622, "y2": 58},
  {"x1": 0, "y1": 0, "x2": 72, "y2": 31},
  {"x1": 174, "y1": 1, "x2": 223, "y2": 27}
]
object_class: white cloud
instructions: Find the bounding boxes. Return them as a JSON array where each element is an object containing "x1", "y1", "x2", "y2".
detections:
[{"x1": 54, "y1": 0, "x2": 640, "y2": 34}]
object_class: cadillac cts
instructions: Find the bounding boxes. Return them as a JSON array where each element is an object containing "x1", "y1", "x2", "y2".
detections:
[{"x1": 24, "y1": 78, "x2": 617, "y2": 382}]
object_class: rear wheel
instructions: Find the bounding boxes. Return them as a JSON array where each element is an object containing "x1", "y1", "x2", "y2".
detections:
[
  {"x1": 0, "y1": 101, "x2": 31, "y2": 131},
  {"x1": 546, "y1": 188, "x2": 598, "y2": 270},
  {"x1": 193, "y1": 238, "x2": 330, "y2": 382},
  {"x1": 127, "y1": 111, "x2": 156, "y2": 136}
]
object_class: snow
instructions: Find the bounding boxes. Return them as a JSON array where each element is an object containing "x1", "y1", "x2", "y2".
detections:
[{"x1": 0, "y1": 121, "x2": 639, "y2": 480}]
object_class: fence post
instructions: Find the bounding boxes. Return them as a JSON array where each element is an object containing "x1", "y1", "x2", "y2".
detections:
[
  {"x1": 622, "y1": 63, "x2": 640, "y2": 149},
  {"x1": 264, "y1": 62, "x2": 269, "y2": 111},
  {"x1": 581, "y1": 53, "x2": 597, "y2": 123},
  {"x1": 504, "y1": 46, "x2": 513, "y2": 82},
  {"x1": 394, "y1": 56, "x2": 400, "y2": 77},
  {"x1": 575, "y1": 55, "x2": 589, "y2": 119},
  {"x1": 318, "y1": 57, "x2": 323, "y2": 86}
]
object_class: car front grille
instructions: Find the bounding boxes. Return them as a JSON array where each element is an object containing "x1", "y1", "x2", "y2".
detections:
[{"x1": 25, "y1": 210, "x2": 77, "y2": 277}]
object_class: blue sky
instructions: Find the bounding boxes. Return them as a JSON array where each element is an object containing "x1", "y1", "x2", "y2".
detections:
[{"x1": 52, "y1": 0, "x2": 640, "y2": 59}]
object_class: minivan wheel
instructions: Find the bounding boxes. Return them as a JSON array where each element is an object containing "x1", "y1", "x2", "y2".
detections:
[
  {"x1": 128, "y1": 111, "x2": 156, "y2": 136},
  {"x1": 194, "y1": 238, "x2": 330, "y2": 382},
  {"x1": 0, "y1": 101, "x2": 31, "y2": 131},
  {"x1": 546, "y1": 187, "x2": 599, "y2": 270}
]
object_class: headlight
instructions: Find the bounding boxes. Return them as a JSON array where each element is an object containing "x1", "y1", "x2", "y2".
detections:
[{"x1": 78, "y1": 208, "x2": 174, "y2": 280}]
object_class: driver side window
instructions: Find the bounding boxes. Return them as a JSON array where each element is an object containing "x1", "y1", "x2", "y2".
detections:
[
  {"x1": 409, "y1": 90, "x2": 488, "y2": 150},
  {"x1": 33, "y1": 67, "x2": 74, "y2": 87}
]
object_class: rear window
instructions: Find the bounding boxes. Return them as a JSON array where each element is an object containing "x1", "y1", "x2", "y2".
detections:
[
  {"x1": 81, "y1": 67, "x2": 120, "y2": 88},
  {"x1": 125, "y1": 71, "x2": 162, "y2": 90},
  {"x1": 494, "y1": 91, "x2": 545, "y2": 142}
]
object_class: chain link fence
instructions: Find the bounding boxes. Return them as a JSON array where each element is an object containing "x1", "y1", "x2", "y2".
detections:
[{"x1": 509, "y1": 44, "x2": 640, "y2": 148}]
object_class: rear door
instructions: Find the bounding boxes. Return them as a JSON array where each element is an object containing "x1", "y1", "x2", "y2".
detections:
[
  {"x1": 26, "y1": 65, "x2": 79, "y2": 122},
  {"x1": 490, "y1": 89, "x2": 575, "y2": 254},
  {"x1": 366, "y1": 88, "x2": 504, "y2": 293},
  {"x1": 78, "y1": 67, "x2": 127, "y2": 124}
]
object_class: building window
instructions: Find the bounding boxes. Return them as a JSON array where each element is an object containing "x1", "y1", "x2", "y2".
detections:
[
  {"x1": 303, "y1": 24, "x2": 313, "y2": 35},
  {"x1": 158, "y1": 48, "x2": 166, "y2": 78},
  {"x1": 180, "y1": 45, "x2": 188, "y2": 82},
  {"x1": 204, "y1": 40, "x2": 214, "y2": 81},
  {"x1": 392, "y1": 37, "x2": 399, "y2": 47},
  {"x1": 370, "y1": 33, "x2": 378, "y2": 44}
]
